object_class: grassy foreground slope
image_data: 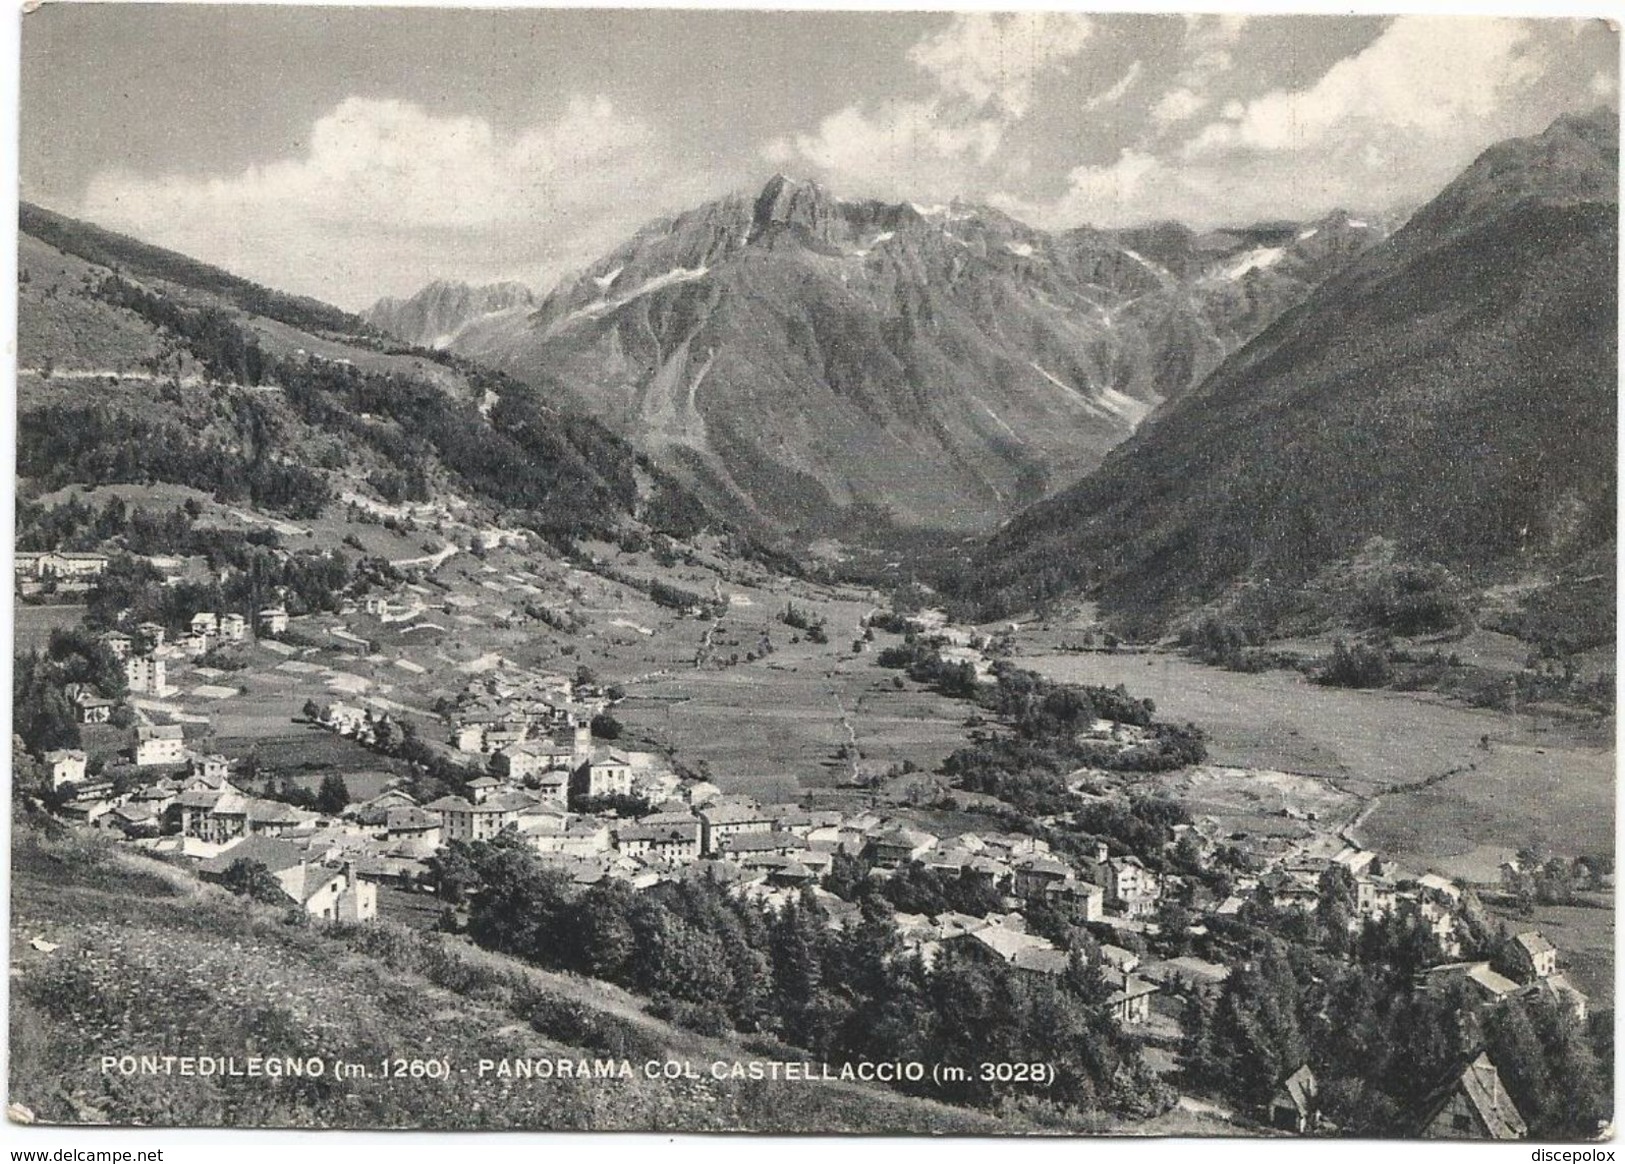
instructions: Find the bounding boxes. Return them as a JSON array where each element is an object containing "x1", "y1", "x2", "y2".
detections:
[{"x1": 8, "y1": 814, "x2": 1010, "y2": 1132}]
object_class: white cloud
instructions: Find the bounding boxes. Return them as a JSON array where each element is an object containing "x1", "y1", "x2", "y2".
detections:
[
  {"x1": 1148, "y1": 14, "x2": 1251, "y2": 127},
  {"x1": 1186, "y1": 17, "x2": 1538, "y2": 153},
  {"x1": 79, "y1": 96, "x2": 724, "y2": 308},
  {"x1": 766, "y1": 12, "x2": 1093, "y2": 199},
  {"x1": 1149, "y1": 87, "x2": 1206, "y2": 126},
  {"x1": 765, "y1": 99, "x2": 1005, "y2": 194},
  {"x1": 907, "y1": 12, "x2": 1094, "y2": 118},
  {"x1": 1010, "y1": 16, "x2": 1599, "y2": 231}
]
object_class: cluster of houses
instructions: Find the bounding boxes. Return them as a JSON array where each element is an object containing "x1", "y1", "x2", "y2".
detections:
[
  {"x1": 14, "y1": 550, "x2": 109, "y2": 595},
  {"x1": 1419, "y1": 929, "x2": 1590, "y2": 1023},
  {"x1": 1212, "y1": 843, "x2": 1465, "y2": 951},
  {"x1": 59, "y1": 606, "x2": 293, "y2": 715},
  {"x1": 23, "y1": 590, "x2": 1593, "y2": 1141}
]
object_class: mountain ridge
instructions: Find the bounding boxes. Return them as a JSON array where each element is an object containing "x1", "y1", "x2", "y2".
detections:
[{"x1": 380, "y1": 174, "x2": 1385, "y2": 538}]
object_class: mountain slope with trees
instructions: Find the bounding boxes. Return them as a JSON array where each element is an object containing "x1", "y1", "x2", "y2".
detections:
[
  {"x1": 965, "y1": 109, "x2": 1618, "y2": 643},
  {"x1": 17, "y1": 203, "x2": 717, "y2": 546}
]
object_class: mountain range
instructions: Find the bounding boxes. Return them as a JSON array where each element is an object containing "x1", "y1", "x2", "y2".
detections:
[
  {"x1": 967, "y1": 108, "x2": 1618, "y2": 635},
  {"x1": 367, "y1": 178, "x2": 1386, "y2": 536},
  {"x1": 19, "y1": 106, "x2": 1615, "y2": 645}
]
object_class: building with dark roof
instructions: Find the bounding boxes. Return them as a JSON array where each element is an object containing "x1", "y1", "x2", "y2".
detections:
[{"x1": 1414, "y1": 1052, "x2": 1527, "y2": 1140}]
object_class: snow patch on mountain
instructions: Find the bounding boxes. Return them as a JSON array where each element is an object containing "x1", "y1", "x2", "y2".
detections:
[
  {"x1": 553, "y1": 266, "x2": 710, "y2": 333},
  {"x1": 1221, "y1": 246, "x2": 1286, "y2": 280}
]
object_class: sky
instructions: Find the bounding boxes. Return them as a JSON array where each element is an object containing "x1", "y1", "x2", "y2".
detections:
[{"x1": 19, "y1": 5, "x2": 1620, "y2": 310}]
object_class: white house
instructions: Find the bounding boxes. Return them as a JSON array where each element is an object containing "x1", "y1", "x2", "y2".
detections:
[
  {"x1": 45, "y1": 749, "x2": 88, "y2": 789},
  {"x1": 135, "y1": 724, "x2": 186, "y2": 767}
]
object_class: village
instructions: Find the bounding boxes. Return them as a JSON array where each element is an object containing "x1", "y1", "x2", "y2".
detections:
[{"x1": 14, "y1": 536, "x2": 1601, "y2": 1142}]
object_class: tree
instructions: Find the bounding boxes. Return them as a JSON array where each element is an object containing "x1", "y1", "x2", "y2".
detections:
[
  {"x1": 426, "y1": 840, "x2": 481, "y2": 904},
  {"x1": 564, "y1": 881, "x2": 638, "y2": 979},
  {"x1": 221, "y1": 858, "x2": 291, "y2": 905},
  {"x1": 591, "y1": 712, "x2": 623, "y2": 740},
  {"x1": 314, "y1": 772, "x2": 350, "y2": 815}
]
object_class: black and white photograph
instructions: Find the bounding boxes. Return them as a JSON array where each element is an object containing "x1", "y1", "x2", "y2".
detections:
[{"x1": 7, "y1": 2, "x2": 1618, "y2": 1145}]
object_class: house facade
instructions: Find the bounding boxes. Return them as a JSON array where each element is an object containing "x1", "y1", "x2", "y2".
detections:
[
  {"x1": 125, "y1": 655, "x2": 168, "y2": 696},
  {"x1": 45, "y1": 749, "x2": 88, "y2": 789},
  {"x1": 135, "y1": 724, "x2": 186, "y2": 766}
]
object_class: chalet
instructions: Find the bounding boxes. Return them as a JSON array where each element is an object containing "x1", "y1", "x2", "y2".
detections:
[
  {"x1": 528, "y1": 819, "x2": 612, "y2": 857},
  {"x1": 752, "y1": 855, "x2": 818, "y2": 887},
  {"x1": 134, "y1": 724, "x2": 186, "y2": 767},
  {"x1": 864, "y1": 825, "x2": 939, "y2": 868},
  {"x1": 452, "y1": 723, "x2": 487, "y2": 753},
  {"x1": 1508, "y1": 931, "x2": 1557, "y2": 982},
  {"x1": 1417, "y1": 873, "x2": 1463, "y2": 903},
  {"x1": 1414, "y1": 1052, "x2": 1527, "y2": 1140},
  {"x1": 717, "y1": 830, "x2": 809, "y2": 860},
  {"x1": 320, "y1": 702, "x2": 367, "y2": 736},
  {"x1": 1105, "y1": 856, "x2": 1160, "y2": 916},
  {"x1": 344, "y1": 788, "x2": 418, "y2": 825},
  {"x1": 1054, "y1": 879, "x2": 1105, "y2": 922},
  {"x1": 1355, "y1": 874, "x2": 1399, "y2": 920},
  {"x1": 104, "y1": 801, "x2": 162, "y2": 837},
  {"x1": 484, "y1": 727, "x2": 528, "y2": 754},
  {"x1": 220, "y1": 613, "x2": 248, "y2": 641},
  {"x1": 1331, "y1": 846, "x2": 1378, "y2": 877},
  {"x1": 1418, "y1": 899, "x2": 1462, "y2": 957},
  {"x1": 190, "y1": 612, "x2": 220, "y2": 637},
  {"x1": 466, "y1": 775, "x2": 502, "y2": 804},
  {"x1": 492, "y1": 741, "x2": 574, "y2": 780},
  {"x1": 198, "y1": 841, "x2": 376, "y2": 923},
  {"x1": 17, "y1": 551, "x2": 109, "y2": 582},
  {"x1": 615, "y1": 818, "x2": 702, "y2": 863},
  {"x1": 73, "y1": 689, "x2": 114, "y2": 724},
  {"x1": 385, "y1": 806, "x2": 442, "y2": 847},
  {"x1": 59, "y1": 797, "x2": 113, "y2": 825},
  {"x1": 697, "y1": 802, "x2": 775, "y2": 856},
  {"x1": 1520, "y1": 974, "x2": 1589, "y2": 1024},
  {"x1": 1268, "y1": 1065, "x2": 1319, "y2": 1134},
  {"x1": 191, "y1": 753, "x2": 230, "y2": 782},
  {"x1": 679, "y1": 780, "x2": 723, "y2": 807},
  {"x1": 137, "y1": 622, "x2": 167, "y2": 648},
  {"x1": 1012, "y1": 854, "x2": 1076, "y2": 899},
  {"x1": 100, "y1": 631, "x2": 134, "y2": 659},
  {"x1": 1099, "y1": 944, "x2": 1141, "y2": 974},
  {"x1": 1419, "y1": 962, "x2": 1521, "y2": 1007},
  {"x1": 530, "y1": 770, "x2": 571, "y2": 808},
  {"x1": 1263, "y1": 871, "x2": 1320, "y2": 911},
  {"x1": 425, "y1": 791, "x2": 533, "y2": 843},
  {"x1": 178, "y1": 788, "x2": 317, "y2": 843},
  {"x1": 130, "y1": 782, "x2": 178, "y2": 816},
  {"x1": 948, "y1": 924, "x2": 1062, "y2": 972},
  {"x1": 572, "y1": 752, "x2": 634, "y2": 803},
  {"x1": 258, "y1": 607, "x2": 289, "y2": 636},
  {"x1": 175, "y1": 632, "x2": 210, "y2": 658},
  {"x1": 1101, "y1": 971, "x2": 1158, "y2": 1025},
  {"x1": 768, "y1": 807, "x2": 844, "y2": 836},
  {"x1": 125, "y1": 655, "x2": 168, "y2": 697}
]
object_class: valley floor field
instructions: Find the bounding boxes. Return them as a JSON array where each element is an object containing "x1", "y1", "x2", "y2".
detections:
[{"x1": 1014, "y1": 644, "x2": 1614, "y2": 877}]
